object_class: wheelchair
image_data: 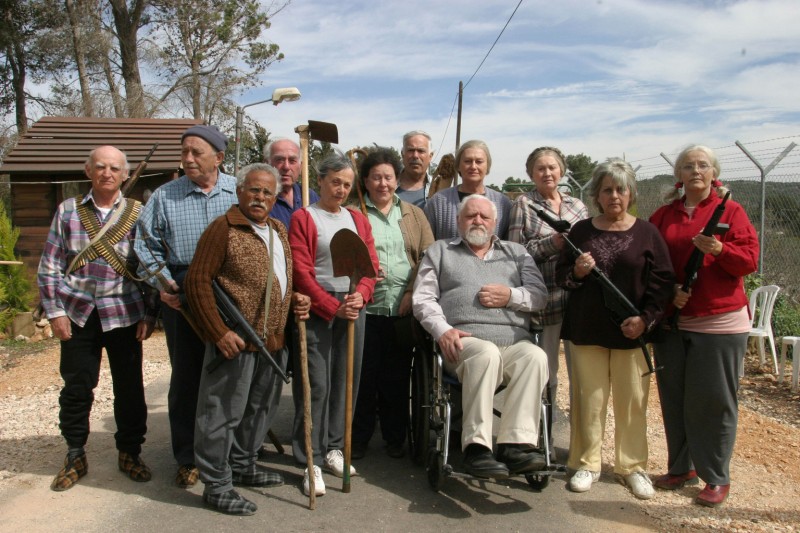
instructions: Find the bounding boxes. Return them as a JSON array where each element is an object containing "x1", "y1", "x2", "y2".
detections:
[{"x1": 408, "y1": 329, "x2": 565, "y2": 492}]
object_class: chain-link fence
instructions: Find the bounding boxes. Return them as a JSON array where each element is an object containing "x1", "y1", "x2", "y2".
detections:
[{"x1": 563, "y1": 138, "x2": 800, "y2": 303}]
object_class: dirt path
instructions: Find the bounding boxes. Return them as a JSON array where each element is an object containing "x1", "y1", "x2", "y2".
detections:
[{"x1": 0, "y1": 333, "x2": 798, "y2": 531}]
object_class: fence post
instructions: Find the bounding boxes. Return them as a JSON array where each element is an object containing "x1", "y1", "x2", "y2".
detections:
[{"x1": 735, "y1": 140, "x2": 797, "y2": 276}]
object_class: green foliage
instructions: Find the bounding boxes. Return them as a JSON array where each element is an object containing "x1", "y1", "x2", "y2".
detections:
[
  {"x1": 0, "y1": 202, "x2": 32, "y2": 331},
  {"x1": 565, "y1": 153, "x2": 597, "y2": 186}
]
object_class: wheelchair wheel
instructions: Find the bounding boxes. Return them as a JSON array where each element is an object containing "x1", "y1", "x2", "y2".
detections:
[
  {"x1": 427, "y1": 449, "x2": 446, "y2": 492},
  {"x1": 525, "y1": 472, "x2": 550, "y2": 491},
  {"x1": 408, "y1": 351, "x2": 431, "y2": 466}
]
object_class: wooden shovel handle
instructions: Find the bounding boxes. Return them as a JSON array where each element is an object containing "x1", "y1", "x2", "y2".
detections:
[
  {"x1": 343, "y1": 318, "x2": 355, "y2": 493},
  {"x1": 298, "y1": 320, "x2": 315, "y2": 509}
]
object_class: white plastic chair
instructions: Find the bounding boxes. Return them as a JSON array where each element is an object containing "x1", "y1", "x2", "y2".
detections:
[{"x1": 748, "y1": 285, "x2": 781, "y2": 374}]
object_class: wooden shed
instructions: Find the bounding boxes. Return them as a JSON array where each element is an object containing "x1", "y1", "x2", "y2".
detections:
[{"x1": 0, "y1": 116, "x2": 203, "y2": 282}]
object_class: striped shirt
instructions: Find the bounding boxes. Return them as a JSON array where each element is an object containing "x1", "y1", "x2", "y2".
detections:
[
  {"x1": 38, "y1": 192, "x2": 153, "y2": 332},
  {"x1": 508, "y1": 190, "x2": 588, "y2": 325},
  {"x1": 134, "y1": 173, "x2": 237, "y2": 288}
]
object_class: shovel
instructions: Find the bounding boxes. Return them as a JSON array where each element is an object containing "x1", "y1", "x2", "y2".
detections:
[
  {"x1": 294, "y1": 120, "x2": 339, "y2": 509},
  {"x1": 330, "y1": 228, "x2": 376, "y2": 493}
]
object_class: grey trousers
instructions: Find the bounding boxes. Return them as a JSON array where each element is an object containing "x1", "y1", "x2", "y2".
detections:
[
  {"x1": 653, "y1": 329, "x2": 747, "y2": 485},
  {"x1": 194, "y1": 343, "x2": 287, "y2": 495},
  {"x1": 292, "y1": 301, "x2": 365, "y2": 466}
]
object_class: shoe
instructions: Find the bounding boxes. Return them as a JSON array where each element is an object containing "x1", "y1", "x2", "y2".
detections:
[
  {"x1": 386, "y1": 442, "x2": 405, "y2": 459},
  {"x1": 653, "y1": 470, "x2": 699, "y2": 490},
  {"x1": 695, "y1": 483, "x2": 730, "y2": 508},
  {"x1": 619, "y1": 471, "x2": 655, "y2": 500},
  {"x1": 303, "y1": 465, "x2": 326, "y2": 496},
  {"x1": 568, "y1": 469, "x2": 600, "y2": 493},
  {"x1": 462, "y1": 444, "x2": 509, "y2": 479},
  {"x1": 203, "y1": 489, "x2": 257, "y2": 516},
  {"x1": 231, "y1": 467, "x2": 283, "y2": 488},
  {"x1": 324, "y1": 449, "x2": 357, "y2": 478},
  {"x1": 51, "y1": 452, "x2": 88, "y2": 492},
  {"x1": 118, "y1": 452, "x2": 152, "y2": 482},
  {"x1": 351, "y1": 442, "x2": 367, "y2": 460},
  {"x1": 496, "y1": 444, "x2": 546, "y2": 474},
  {"x1": 176, "y1": 464, "x2": 199, "y2": 488}
]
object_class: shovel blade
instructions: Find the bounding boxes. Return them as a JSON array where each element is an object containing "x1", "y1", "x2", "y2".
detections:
[
  {"x1": 330, "y1": 229, "x2": 375, "y2": 287},
  {"x1": 308, "y1": 120, "x2": 339, "y2": 144}
]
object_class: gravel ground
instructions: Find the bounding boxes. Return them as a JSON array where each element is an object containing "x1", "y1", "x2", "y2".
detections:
[{"x1": 1, "y1": 332, "x2": 799, "y2": 530}]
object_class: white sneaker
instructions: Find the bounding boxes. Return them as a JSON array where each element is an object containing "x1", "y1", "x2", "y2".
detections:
[
  {"x1": 324, "y1": 449, "x2": 357, "y2": 478},
  {"x1": 621, "y1": 471, "x2": 655, "y2": 500},
  {"x1": 303, "y1": 466, "x2": 325, "y2": 496},
  {"x1": 569, "y1": 469, "x2": 600, "y2": 492}
]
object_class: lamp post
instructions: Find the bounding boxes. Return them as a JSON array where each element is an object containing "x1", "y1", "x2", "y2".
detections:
[{"x1": 234, "y1": 87, "x2": 301, "y2": 174}]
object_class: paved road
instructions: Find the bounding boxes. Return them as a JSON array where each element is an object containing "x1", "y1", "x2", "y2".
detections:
[{"x1": 0, "y1": 373, "x2": 657, "y2": 532}]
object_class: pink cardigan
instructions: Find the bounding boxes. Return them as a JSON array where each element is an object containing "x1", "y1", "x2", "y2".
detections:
[{"x1": 289, "y1": 206, "x2": 379, "y2": 321}]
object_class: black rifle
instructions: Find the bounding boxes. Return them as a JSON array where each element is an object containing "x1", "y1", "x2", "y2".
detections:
[
  {"x1": 528, "y1": 202, "x2": 662, "y2": 376},
  {"x1": 669, "y1": 191, "x2": 731, "y2": 329},
  {"x1": 205, "y1": 280, "x2": 290, "y2": 383}
]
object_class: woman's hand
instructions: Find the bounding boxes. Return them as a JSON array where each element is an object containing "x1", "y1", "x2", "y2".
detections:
[
  {"x1": 620, "y1": 316, "x2": 646, "y2": 340},
  {"x1": 692, "y1": 234, "x2": 723, "y2": 256},
  {"x1": 292, "y1": 292, "x2": 311, "y2": 321},
  {"x1": 673, "y1": 285, "x2": 691, "y2": 309},
  {"x1": 398, "y1": 292, "x2": 413, "y2": 317},
  {"x1": 216, "y1": 330, "x2": 246, "y2": 359},
  {"x1": 335, "y1": 292, "x2": 364, "y2": 320},
  {"x1": 573, "y1": 252, "x2": 595, "y2": 279}
]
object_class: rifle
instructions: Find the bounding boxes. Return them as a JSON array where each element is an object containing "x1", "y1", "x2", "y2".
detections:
[
  {"x1": 669, "y1": 191, "x2": 731, "y2": 328},
  {"x1": 121, "y1": 143, "x2": 158, "y2": 197},
  {"x1": 528, "y1": 202, "x2": 662, "y2": 376},
  {"x1": 205, "y1": 280, "x2": 290, "y2": 383}
]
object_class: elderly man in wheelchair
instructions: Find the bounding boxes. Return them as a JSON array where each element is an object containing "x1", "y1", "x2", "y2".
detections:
[{"x1": 412, "y1": 194, "x2": 551, "y2": 485}]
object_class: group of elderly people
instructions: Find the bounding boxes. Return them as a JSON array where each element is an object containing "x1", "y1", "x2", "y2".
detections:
[{"x1": 41, "y1": 121, "x2": 756, "y2": 514}]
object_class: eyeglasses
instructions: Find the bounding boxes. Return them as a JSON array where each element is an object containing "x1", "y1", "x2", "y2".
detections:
[
  {"x1": 246, "y1": 187, "x2": 275, "y2": 197},
  {"x1": 681, "y1": 162, "x2": 713, "y2": 173}
]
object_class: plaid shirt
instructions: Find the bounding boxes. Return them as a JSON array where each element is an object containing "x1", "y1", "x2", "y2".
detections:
[
  {"x1": 508, "y1": 190, "x2": 588, "y2": 325},
  {"x1": 134, "y1": 173, "x2": 237, "y2": 289},
  {"x1": 38, "y1": 192, "x2": 155, "y2": 332}
]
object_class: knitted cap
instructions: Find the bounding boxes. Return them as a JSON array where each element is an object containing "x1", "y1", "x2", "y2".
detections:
[{"x1": 182, "y1": 125, "x2": 228, "y2": 152}]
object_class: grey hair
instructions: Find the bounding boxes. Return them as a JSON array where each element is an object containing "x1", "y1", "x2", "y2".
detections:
[
  {"x1": 525, "y1": 146, "x2": 567, "y2": 178},
  {"x1": 457, "y1": 194, "x2": 497, "y2": 219},
  {"x1": 588, "y1": 158, "x2": 638, "y2": 213},
  {"x1": 455, "y1": 140, "x2": 492, "y2": 174},
  {"x1": 315, "y1": 150, "x2": 355, "y2": 180},
  {"x1": 236, "y1": 163, "x2": 284, "y2": 196},
  {"x1": 402, "y1": 130, "x2": 433, "y2": 153},
  {"x1": 263, "y1": 137, "x2": 302, "y2": 163},
  {"x1": 663, "y1": 144, "x2": 728, "y2": 203},
  {"x1": 86, "y1": 146, "x2": 130, "y2": 172}
]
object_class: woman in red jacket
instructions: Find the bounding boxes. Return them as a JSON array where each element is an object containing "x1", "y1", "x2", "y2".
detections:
[
  {"x1": 649, "y1": 145, "x2": 759, "y2": 508},
  {"x1": 288, "y1": 152, "x2": 379, "y2": 496}
]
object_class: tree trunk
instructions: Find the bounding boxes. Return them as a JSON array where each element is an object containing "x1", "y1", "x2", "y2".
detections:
[
  {"x1": 65, "y1": 0, "x2": 94, "y2": 117},
  {"x1": 108, "y1": 0, "x2": 146, "y2": 117},
  {"x1": 3, "y1": 5, "x2": 28, "y2": 134}
]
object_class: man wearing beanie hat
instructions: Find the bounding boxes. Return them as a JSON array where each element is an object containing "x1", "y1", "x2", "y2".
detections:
[{"x1": 135, "y1": 124, "x2": 237, "y2": 488}]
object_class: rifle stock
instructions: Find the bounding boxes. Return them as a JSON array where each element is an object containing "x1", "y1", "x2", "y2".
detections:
[
  {"x1": 528, "y1": 202, "x2": 662, "y2": 376},
  {"x1": 205, "y1": 280, "x2": 289, "y2": 383},
  {"x1": 121, "y1": 143, "x2": 158, "y2": 198}
]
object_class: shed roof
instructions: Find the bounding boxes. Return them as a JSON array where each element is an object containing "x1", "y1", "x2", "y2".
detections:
[{"x1": 0, "y1": 116, "x2": 204, "y2": 175}]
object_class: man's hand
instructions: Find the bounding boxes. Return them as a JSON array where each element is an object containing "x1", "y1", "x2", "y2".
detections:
[
  {"x1": 136, "y1": 320, "x2": 155, "y2": 342},
  {"x1": 477, "y1": 284, "x2": 511, "y2": 308},
  {"x1": 437, "y1": 328, "x2": 472, "y2": 364},
  {"x1": 292, "y1": 292, "x2": 311, "y2": 320},
  {"x1": 216, "y1": 330, "x2": 246, "y2": 359},
  {"x1": 160, "y1": 279, "x2": 182, "y2": 310},
  {"x1": 50, "y1": 316, "x2": 72, "y2": 341}
]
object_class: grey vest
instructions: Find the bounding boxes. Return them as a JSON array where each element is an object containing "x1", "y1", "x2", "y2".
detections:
[{"x1": 428, "y1": 239, "x2": 533, "y2": 346}]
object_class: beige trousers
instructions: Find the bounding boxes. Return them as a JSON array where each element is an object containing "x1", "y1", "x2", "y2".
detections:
[
  {"x1": 444, "y1": 337, "x2": 548, "y2": 451},
  {"x1": 567, "y1": 342, "x2": 650, "y2": 474}
]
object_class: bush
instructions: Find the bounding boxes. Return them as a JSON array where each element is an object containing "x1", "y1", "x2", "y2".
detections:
[{"x1": 0, "y1": 201, "x2": 32, "y2": 332}]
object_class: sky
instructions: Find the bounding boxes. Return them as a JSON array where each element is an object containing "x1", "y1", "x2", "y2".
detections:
[{"x1": 235, "y1": 0, "x2": 800, "y2": 186}]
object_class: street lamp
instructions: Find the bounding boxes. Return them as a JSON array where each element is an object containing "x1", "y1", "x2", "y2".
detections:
[{"x1": 234, "y1": 86, "x2": 301, "y2": 174}]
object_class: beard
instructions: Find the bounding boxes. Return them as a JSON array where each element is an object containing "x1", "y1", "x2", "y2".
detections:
[{"x1": 463, "y1": 225, "x2": 490, "y2": 247}]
